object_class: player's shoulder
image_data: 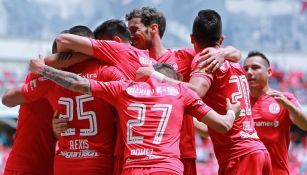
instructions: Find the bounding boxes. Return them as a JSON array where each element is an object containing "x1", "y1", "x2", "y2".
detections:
[
  {"x1": 215, "y1": 61, "x2": 244, "y2": 75},
  {"x1": 282, "y1": 91, "x2": 297, "y2": 100},
  {"x1": 178, "y1": 83, "x2": 199, "y2": 97},
  {"x1": 173, "y1": 48, "x2": 195, "y2": 56}
]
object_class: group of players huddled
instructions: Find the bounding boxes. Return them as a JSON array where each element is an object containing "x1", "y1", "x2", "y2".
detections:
[{"x1": 2, "y1": 6, "x2": 307, "y2": 175}]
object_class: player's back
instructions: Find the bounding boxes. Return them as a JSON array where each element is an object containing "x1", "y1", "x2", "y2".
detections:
[
  {"x1": 5, "y1": 75, "x2": 55, "y2": 175},
  {"x1": 47, "y1": 60, "x2": 116, "y2": 174},
  {"x1": 191, "y1": 60, "x2": 266, "y2": 163},
  {"x1": 157, "y1": 49, "x2": 195, "y2": 82},
  {"x1": 157, "y1": 49, "x2": 198, "y2": 164}
]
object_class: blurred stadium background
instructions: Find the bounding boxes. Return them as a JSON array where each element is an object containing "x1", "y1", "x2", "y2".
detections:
[{"x1": 0, "y1": 0, "x2": 306, "y2": 174}]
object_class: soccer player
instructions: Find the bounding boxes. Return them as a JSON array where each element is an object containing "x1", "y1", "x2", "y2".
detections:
[
  {"x1": 243, "y1": 51, "x2": 307, "y2": 175},
  {"x1": 55, "y1": 21, "x2": 155, "y2": 80},
  {"x1": 139, "y1": 9, "x2": 272, "y2": 174},
  {"x1": 2, "y1": 25, "x2": 127, "y2": 175},
  {"x1": 1, "y1": 38, "x2": 59, "y2": 175},
  {"x1": 125, "y1": 7, "x2": 241, "y2": 174},
  {"x1": 188, "y1": 9, "x2": 272, "y2": 175},
  {"x1": 1, "y1": 29, "x2": 75, "y2": 175},
  {"x1": 29, "y1": 55, "x2": 241, "y2": 175}
]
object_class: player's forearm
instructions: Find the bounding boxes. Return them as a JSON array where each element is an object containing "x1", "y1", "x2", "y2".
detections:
[
  {"x1": 284, "y1": 102, "x2": 307, "y2": 130},
  {"x1": 56, "y1": 34, "x2": 75, "y2": 52},
  {"x1": 39, "y1": 65, "x2": 91, "y2": 95},
  {"x1": 193, "y1": 117, "x2": 209, "y2": 138},
  {"x1": 162, "y1": 76, "x2": 200, "y2": 93},
  {"x1": 201, "y1": 110, "x2": 235, "y2": 134},
  {"x1": 44, "y1": 52, "x2": 90, "y2": 69},
  {"x1": 222, "y1": 46, "x2": 241, "y2": 63},
  {"x1": 2, "y1": 87, "x2": 26, "y2": 107}
]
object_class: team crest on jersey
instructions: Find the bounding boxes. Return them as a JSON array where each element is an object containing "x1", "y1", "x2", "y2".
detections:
[{"x1": 269, "y1": 103, "x2": 280, "y2": 114}]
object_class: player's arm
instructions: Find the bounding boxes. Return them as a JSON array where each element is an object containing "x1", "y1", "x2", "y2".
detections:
[
  {"x1": 44, "y1": 52, "x2": 90, "y2": 68},
  {"x1": 190, "y1": 98, "x2": 240, "y2": 134},
  {"x1": 197, "y1": 46, "x2": 241, "y2": 73},
  {"x1": 193, "y1": 117, "x2": 209, "y2": 138},
  {"x1": 136, "y1": 66, "x2": 203, "y2": 94},
  {"x1": 56, "y1": 34, "x2": 93, "y2": 55},
  {"x1": 30, "y1": 56, "x2": 91, "y2": 95},
  {"x1": 2, "y1": 73, "x2": 52, "y2": 107},
  {"x1": 188, "y1": 76, "x2": 210, "y2": 98},
  {"x1": 2, "y1": 87, "x2": 25, "y2": 107},
  {"x1": 267, "y1": 90, "x2": 307, "y2": 130}
]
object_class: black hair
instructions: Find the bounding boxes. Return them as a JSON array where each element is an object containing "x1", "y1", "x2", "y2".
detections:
[
  {"x1": 153, "y1": 63, "x2": 182, "y2": 81},
  {"x1": 69, "y1": 25, "x2": 94, "y2": 38},
  {"x1": 246, "y1": 51, "x2": 270, "y2": 67},
  {"x1": 94, "y1": 19, "x2": 131, "y2": 42},
  {"x1": 192, "y1": 9, "x2": 222, "y2": 47},
  {"x1": 125, "y1": 6, "x2": 166, "y2": 38}
]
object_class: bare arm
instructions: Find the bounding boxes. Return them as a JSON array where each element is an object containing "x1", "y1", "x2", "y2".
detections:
[
  {"x1": 199, "y1": 98, "x2": 240, "y2": 134},
  {"x1": 44, "y1": 52, "x2": 90, "y2": 68},
  {"x1": 30, "y1": 56, "x2": 91, "y2": 95},
  {"x1": 188, "y1": 77, "x2": 210, "y2": 98},
  {"x1": 136, "y1": 67, "x2": 206, "y2": 95},
  {"x1": 56, "y1": 34, "x2": 93, "y2": 55},
  {"x1": 268, "y1": 91, "x2": 307, "y2": 130},
  {"x1": 193, "y1": 117, "x2": 209, "y2": 138},
  {"x1": 2, "y1": 87, "x2": 26, "y2": 107}
]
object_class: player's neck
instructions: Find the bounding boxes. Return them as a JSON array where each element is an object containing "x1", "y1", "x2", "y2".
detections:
[
  {"x1": 149, "y1": 37, "x2": 168, "y2": 59},
  {"x1": 250, "y1": 85, "x2": 270, "y2": 98}
]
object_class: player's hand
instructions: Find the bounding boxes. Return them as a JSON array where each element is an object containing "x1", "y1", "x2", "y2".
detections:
[
  {"x1": 52, "y1": 111, "x2": 69, "y2": 138},
  {"x1": 197, "y1": 48, "x2": 225, "y2": 73},
  {"x1": 29, "y1": 54, "x2": 46, "y2": 75},
  {"x1": 135, "y1": 66, "x2": 155, "y2": 82},
  {"x1": 226, "y1": 98, "x2": 241, "y2": 119},
  {"x1": 267, "y1": 90, "x2": 289, "y2": 106}
]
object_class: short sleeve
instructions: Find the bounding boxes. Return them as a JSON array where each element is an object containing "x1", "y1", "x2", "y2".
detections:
[
  {"x1": 90, "y1": 39, "x2": 130, "y2": 65},
  {"x1": 182, "y1": 85, "x2": 212, "y2": 121},
  {"x1": 90, "y1": 79, "x2": 123, "y2": 105},
  {"x1": 22, "y1": 76, "x2": 54, "y2": 102},
  {"x1": 190, "y1": 54, "x2": 213, "y2": 85},
  {"x1": 97, "y1": 65, "x2": 126, "y2": 82}
]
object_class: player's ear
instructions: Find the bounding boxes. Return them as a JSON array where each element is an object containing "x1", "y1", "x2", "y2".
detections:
[
  {"x1": 113, "y1": 36, "x2": 123, "y2": 43},
  {"x1": 267, "y1": 67, "x2": 273, "y2": 77},
  {"x1": 218, "y1": 35, "x2": 224, "y2": 46},
  {"x1": 190, "y1": 34, "x2": 195, "y2": 44},
  {"x1": 150, "y1": 24, "x2": 159, "y2": 35}
]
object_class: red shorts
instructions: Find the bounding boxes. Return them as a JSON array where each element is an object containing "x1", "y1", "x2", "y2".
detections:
[
  {"x1": 113, "y1": 155, "x2": 125, "y2": 175},
  {"x1": 122, "y1": 167, "x2": 181, "y2": 175},
  {"x1": 181, "y1": 158, "x2": 197, "y2": 175},
  {"x1": 54, "y1": 156, "x2": 113, "y2": 175},
  {"x1": 4, "y1": 169, "x2": 34, "y2": 175},
  {"x1": 218, "y1": 149, "x2": 272, "y2": 175}
]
